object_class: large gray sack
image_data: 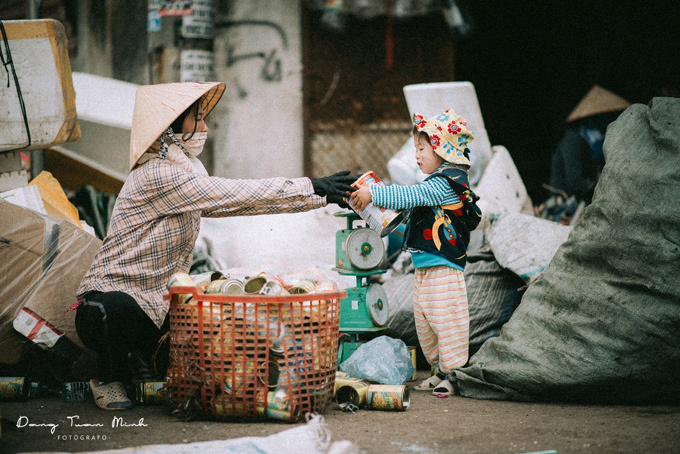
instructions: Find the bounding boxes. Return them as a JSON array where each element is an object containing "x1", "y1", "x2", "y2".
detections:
[{"x1": 452, "y1": 97, "x2": 680, "y2": 404}]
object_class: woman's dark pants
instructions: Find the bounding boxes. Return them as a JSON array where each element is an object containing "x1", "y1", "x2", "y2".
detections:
[{"x1": 75, "y1": 291, "x2": 169, "y2": 383}]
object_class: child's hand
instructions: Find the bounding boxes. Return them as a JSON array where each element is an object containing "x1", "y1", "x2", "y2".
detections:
[{"x1": 350, "y1": 186, "x2": 372, "y2": 211}]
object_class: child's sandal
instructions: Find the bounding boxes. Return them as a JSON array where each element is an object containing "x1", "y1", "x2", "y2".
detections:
[
  {"x1": 414, "y1": 374, "x2": 443, "y2": 391},
  {"x1": 432, "y1": 379, "x2": 455, "y2": 397}
]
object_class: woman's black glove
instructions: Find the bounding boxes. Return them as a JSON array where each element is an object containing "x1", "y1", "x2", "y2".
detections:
[{"x1": 311, "y1": 170, "x2": 357, "y2": 208}]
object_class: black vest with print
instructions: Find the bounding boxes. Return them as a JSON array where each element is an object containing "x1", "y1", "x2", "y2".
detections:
[{"x1": 404, "y1": 166, "x2": 482, "y2": 268}]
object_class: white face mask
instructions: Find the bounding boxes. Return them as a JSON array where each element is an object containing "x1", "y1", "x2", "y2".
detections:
[{"x1": 178, "y1": 132, "x2": 208, "y2": 157}]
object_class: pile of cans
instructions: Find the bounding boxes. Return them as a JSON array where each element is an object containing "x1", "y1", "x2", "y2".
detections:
[
  {"x1": 333, "y1": 371, "x2": 411, "y2": 412},
  {"x1": 184, "y1": 271, "x2": 339, "y2": 298}
]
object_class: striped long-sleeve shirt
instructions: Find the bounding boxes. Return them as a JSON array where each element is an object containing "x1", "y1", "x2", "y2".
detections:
[
  {"x1": 369, "y1": 175, "x2": 460, "y2": 210},
  {"x1": 78, "y1": 159, "x2": 325, "y2": 328},
  {"x1": 369, "y1": 164, "x2": 462, "y2": 269}
]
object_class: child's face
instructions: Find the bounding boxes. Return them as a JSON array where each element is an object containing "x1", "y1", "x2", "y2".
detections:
[{"x1": 414, "y1": 133, "x2": 445, "y2": 174}]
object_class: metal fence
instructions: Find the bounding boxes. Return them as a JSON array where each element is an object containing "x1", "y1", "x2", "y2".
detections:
[{"x1": 309, "y1": 121, "x2": 412, "y2": 181}]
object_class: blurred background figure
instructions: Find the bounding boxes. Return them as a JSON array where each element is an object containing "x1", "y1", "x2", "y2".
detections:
[{"x1": 539, "y1": 85, "x2": 630, "y2": 223}]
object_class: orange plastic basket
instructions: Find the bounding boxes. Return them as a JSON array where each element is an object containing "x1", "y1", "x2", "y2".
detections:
[{"x1": 165, "y1": 284, "x2": 344, "y2": 422}]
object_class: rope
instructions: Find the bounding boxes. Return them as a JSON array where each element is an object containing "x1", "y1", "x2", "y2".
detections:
[{"x1": 0, "y1": 19, "x2": 31, "y2": 151}]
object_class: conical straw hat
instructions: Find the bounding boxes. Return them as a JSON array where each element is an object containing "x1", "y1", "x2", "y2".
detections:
[
  {"x1": 566, "y1": 85, "x2": 631, "y2": 123},
  {"x1": 129, "y1": 81, "x2": 225, "y2": 171}
]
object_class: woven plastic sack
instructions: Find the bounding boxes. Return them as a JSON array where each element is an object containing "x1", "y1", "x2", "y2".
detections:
[
  {"x1": 485, "y1": 212, "x2": 572, "y2": 283},
  {"x1": 466, "y1": 259, "x2": 524, "y2": 357},
  {"x1": 339, "y1": 336, "x2": 414, "y2": 385},
  {"x1": 452, "y1": 98, "x2": 680, "y2": 404}
]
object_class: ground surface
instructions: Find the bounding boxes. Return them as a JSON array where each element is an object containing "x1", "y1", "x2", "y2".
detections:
[{"x1": 1, "y1": 371, "x2": 679, "y2": 454}]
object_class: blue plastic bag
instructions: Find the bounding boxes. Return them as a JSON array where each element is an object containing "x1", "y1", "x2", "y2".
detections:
[{"x1": 339, "y1": 336, "x2": 414, "y2": 385}]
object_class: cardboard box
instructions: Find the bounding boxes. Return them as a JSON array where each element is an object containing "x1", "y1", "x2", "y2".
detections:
[
  {"x1": 0, "y1": 19, "x2": 80, "y2": 153},
  {"x1": 0, "y1": 200, "x2": 101, "y2": 364}
]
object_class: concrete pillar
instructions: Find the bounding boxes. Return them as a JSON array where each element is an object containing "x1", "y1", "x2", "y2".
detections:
[{"x1": 211, "y1": 0, "x2": 303, "y2": 179}]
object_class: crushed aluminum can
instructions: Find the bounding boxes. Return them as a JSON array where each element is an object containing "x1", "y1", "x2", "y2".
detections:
[{"x1": 259, "y1": 279, "x2": 289, "y2": 296}]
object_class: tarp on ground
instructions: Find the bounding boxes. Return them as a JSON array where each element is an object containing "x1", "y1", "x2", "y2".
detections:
[{"x1": 452, "y1": 97, "x2": 680, "y2": 404}]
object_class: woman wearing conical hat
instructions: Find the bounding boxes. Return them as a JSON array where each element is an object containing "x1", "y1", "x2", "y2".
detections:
[
  {"x1": 74, "y1": 82, "x2": 355, "y2": 411},
  {"x1": 545, "y1": 85, "x2": 630, "y2": 213}
]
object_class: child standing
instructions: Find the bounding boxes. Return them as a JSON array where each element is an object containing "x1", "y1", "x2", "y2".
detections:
[{"x1": 350, "y1": 110, "x2": 481, "y2": 396}]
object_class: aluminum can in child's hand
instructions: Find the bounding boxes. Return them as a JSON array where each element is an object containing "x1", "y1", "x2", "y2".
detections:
[
  {"x1": 366, "y1": 384, "x2": 410, "y2": 411},
  {"x1": 349, "y1": 171, "x2": 405, "y2": 237}
]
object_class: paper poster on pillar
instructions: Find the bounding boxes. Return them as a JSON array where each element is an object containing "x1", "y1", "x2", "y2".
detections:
[
  {"x1": 180, "y1": 50, "x2": 215, "y2": 82},
  {"x1": 157, "y1": 0, "x2": 193, "y2": 17},
  {"x1": 181, "y1": 0, "x2": 215, "y2": 39},
  {"x1": 147, "y1": 0, "x2": 162, "y2": 32}
]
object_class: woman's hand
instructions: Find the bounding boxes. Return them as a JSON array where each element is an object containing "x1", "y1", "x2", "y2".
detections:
[
  {"x1": 311, "y1": 170, "x2": 356, "y2": 208},
  {"x1": 350, "y1": 186, "x2": 372, "y2": 211}
]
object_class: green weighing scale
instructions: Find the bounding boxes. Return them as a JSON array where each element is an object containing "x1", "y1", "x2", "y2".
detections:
[{"x1": 333, "y1": 211, "x2": 390, "y2": 364}]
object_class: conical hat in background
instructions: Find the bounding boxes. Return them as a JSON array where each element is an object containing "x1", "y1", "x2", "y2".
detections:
[
  {"x1": 129, "y1": 81, "x2": 225, "y2": 171},
  {"x1": 566, "y1": 85, "x2": 631, "y2": 123}
]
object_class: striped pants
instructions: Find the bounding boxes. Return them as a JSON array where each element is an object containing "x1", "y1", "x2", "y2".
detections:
[{"x1": 413, "y1": 266, "x2": 470, "y2": 374}]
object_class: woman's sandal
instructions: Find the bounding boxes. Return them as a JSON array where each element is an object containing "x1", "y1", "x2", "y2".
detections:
[
  {"x1": 90, "y1": 379, "x2": 133, "y2": 411},
  {"x1": 413, "y1": 374, "x2": 443, "y2": 391},
  {"x1": 432, "y1": 379, "x2": 455, "y2": 397}
]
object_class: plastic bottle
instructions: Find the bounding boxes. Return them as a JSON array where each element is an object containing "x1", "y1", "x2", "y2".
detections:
[{"x1": 61, "y1": 381, "x2": 93, "y2": 403}]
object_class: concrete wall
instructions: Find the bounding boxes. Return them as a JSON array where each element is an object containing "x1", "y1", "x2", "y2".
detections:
[
  {"x1": 69, "y1": 0, "x2": 113, "y2": 79},
  {"x1": 211, "y1": 0, "x2": 304, "y2": 179}
]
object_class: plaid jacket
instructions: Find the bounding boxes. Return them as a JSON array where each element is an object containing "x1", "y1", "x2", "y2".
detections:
[{"x1": 77, "y1": 159, "x2": 324, "y2": 328}]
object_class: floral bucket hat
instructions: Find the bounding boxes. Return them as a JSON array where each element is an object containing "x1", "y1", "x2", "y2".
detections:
[{"x1": 412, "y1": 109, "x2": 474, "y2": 166}]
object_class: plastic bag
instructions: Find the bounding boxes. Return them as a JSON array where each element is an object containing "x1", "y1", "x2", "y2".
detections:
[
  {"x1": 339, "y1": 336, "x2": 414, "y2": 385},
  {"x1": 485, "y1": 211, "x2": 572, "y2": 283}
]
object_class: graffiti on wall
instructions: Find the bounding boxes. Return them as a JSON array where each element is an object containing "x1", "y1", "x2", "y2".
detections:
[{"x1": 216, "y1": 20, "x2": 288, "y2": 90}]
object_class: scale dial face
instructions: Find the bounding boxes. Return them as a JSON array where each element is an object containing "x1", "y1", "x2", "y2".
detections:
[
  {"x1": 366, "y1": 283, "x2": 389, "y2": 326},
  {"x1": 345, "y1": 228, "x2": 384, "y2": 270}
]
